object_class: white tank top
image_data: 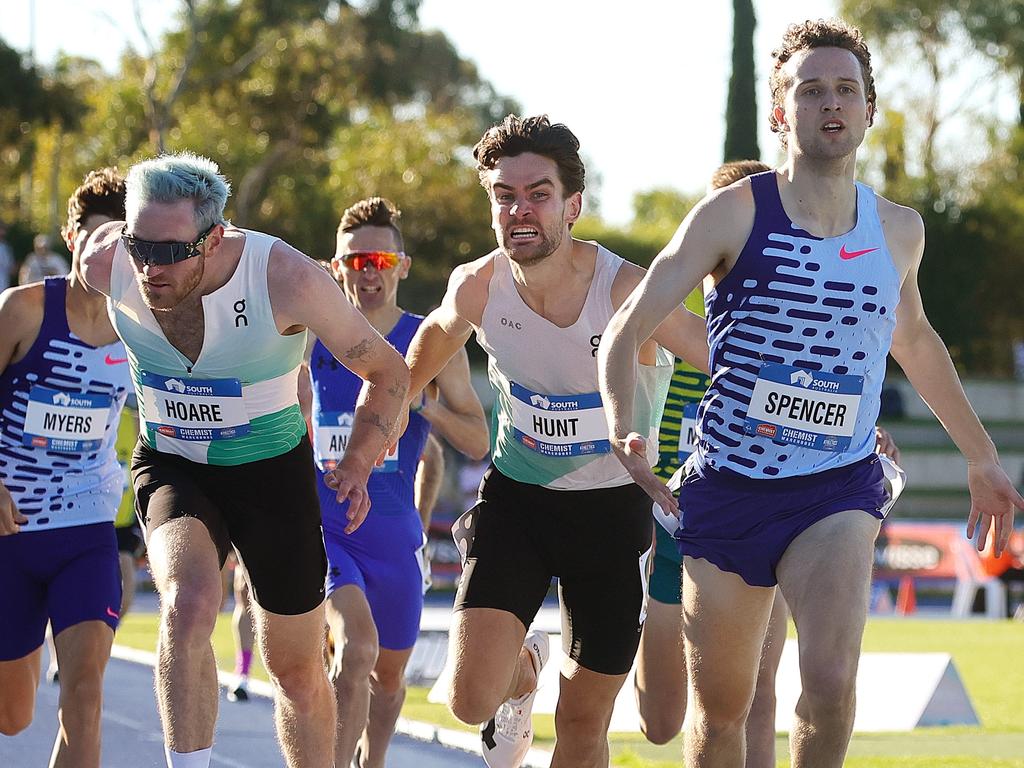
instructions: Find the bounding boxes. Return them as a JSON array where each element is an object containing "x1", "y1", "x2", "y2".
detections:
[{"x1": 476, "y1": 243, "x2": 671, "y2": 490}]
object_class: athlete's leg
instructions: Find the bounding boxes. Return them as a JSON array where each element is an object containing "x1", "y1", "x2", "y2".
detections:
[
  {"x1": 550, "y1": 663, "x2": 626, "y2": 768},
  {"x1": 48, "y1": 620, "x2": 114, "y2": 767},
  {"x1": 325, "y1": 585, "x2": 378, "y2": 767},
  {"x1": 228, "y1": 562, "x2": 254, "y2": 701},
  {"x1": 634, "y1": 597, "x2": 686, "y2": 744},
  {"x1": 118, "y1": 551, "x2": 137, "y2": 617},
  {"x1": 776, "y1": 510, "x2": 879, "y2": 768},
  {"x1": 0, "y1": 648, "x2": 42, "y2": 735},
  {"x1": 682, "y1": 556, "x2": 775, "y2": 768},
  {"x1": 148, "y1": 517, "x2": 224, "y2": 753},
  {"x1": 744, "y1": 593, "x2": 788, "y2": 768},
  {"x1": 253, "y1": 601, "x2": 335, "y2": 768},
  {"x1": 358, "y1": 646, "x2": 414, "y2": 768},
  {"x1": 448, "y1": 607, "x2": 536, "y2": 724}
]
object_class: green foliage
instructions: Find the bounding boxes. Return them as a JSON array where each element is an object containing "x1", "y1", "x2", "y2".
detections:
[{"x1": 723, "y1": 0, "x2": 759, "y2": 162}]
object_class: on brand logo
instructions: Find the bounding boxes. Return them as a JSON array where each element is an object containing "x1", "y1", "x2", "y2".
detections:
[
  {"x1": 590, "y1": 334, "x2": 601, "y2": 357},
  {"x1": 234, "y1": 299, "x2": 249, "y2": 328}
]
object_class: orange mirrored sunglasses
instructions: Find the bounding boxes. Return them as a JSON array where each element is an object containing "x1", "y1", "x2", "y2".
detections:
[{"x1": 339, "y1": 250, "x2": 403, "y2": 271}]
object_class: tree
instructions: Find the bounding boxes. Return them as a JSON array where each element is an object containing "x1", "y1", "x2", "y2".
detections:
[{"x1": 723, "y1": 0, "x2": 758, "y2": 162}]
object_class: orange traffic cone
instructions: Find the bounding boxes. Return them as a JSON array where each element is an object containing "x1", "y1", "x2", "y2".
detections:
[{"x1": 896, "y1": 575, "x2": 917, "y2": 615}]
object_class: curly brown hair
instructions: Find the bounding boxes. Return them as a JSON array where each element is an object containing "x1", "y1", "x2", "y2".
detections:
[
  {"x1": 63, "y1": 167, "x2": 126, "y2": 239},
  {"x1": 769, "y1": 19, "x2": 876, "y2": 145},
  {"x1": 473, "y1": 114, "x2": 585, "y2": 198},
  {"x1": 710, "y1": 160, "x2": 772, "y2": 191},
  {"x1": 337, "y1": 196, "x2": 404, "y2": 251}
]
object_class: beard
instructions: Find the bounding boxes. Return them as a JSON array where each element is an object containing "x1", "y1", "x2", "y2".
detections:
[
  {"x1": 136, "y1": 255, "x2": 205, "y2": 311},
  {"x1": 499, "y1": 223, "x2": 564, "y2": 268}
]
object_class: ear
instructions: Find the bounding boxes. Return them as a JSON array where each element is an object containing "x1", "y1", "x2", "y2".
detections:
[
  {"x1": 773, "y1": 104, "x2": 790, "y2": 135},
  {"x1": 398, "y1": 255, "x2": 412, "y2": 280},
  {"x1": 565, "y1": 191, "x2": 583, "y2": 225},
  {"x1": 866, "y1": 100, "x2": 875, "y2": 127},
  {"x1": 204, "y1": 223, "x2": 226, "y2": 254},
  {"x1": 329, "y1": 257, "x2": 345, "y2": 282}
]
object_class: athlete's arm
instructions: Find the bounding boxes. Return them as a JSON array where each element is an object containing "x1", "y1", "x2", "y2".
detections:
[
  {"x1": 270, "y1": 242, "x2": 410, "y2": 533},
  {"x1": 419, "y1": 347, "x2": 489, "y2": 460},
  {"x1": 599, "y1": 191, "x2": 748, "y2": 510},
  {"x1": 887, "y1": 205, "x2": 1023, "y2": 556},
  {"x1": 406, "y1": 259, "x2": 487, "y2": 405},
  {"x1": 78, "y1": 220, "x2": 123, "y2": 297},
  {"x1": 610, "y1": 261, "x2": 710, "y2": 374},
  {"x1": 415, "y1": 433, "x2": 445, "y2": 530}
]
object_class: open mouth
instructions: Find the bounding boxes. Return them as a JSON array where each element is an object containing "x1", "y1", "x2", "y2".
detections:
[
  {"x1": 509, "y1": 226, "x2": 539, "y2": 241},
  {"x1": 822, "y1": 120, "x2": 845, "y2": 134},
  {"x1": 358, "y1": 285, "x2": 382, "y2": 294}
]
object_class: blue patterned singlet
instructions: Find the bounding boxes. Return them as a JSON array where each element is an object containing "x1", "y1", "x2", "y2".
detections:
[
  {"x1": 694, "y1": 172, "x2": 900, "y2": 479},
  {"x1": 0, "y1": 278, "x2": 131, "y2": 529}
]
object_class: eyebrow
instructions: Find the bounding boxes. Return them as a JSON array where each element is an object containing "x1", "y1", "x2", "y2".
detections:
[
  {"x1": 491, "y1": 177, "x2": 556, "y2": 192},
  {"x1": 798, "y1": 76, "x2": 861, "y2": 86}
]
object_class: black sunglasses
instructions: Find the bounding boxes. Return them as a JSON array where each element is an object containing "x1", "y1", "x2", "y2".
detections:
[{"x1": 121, "y1": 222, "x2": 217, "y2": 266}]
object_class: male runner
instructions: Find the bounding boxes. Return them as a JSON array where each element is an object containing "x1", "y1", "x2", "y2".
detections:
[
  {"x1": 79, "y1": 152, "x2": 409, "y2": 768},
  {"x1": 403, "y1": 114, "x2": 708, "y2": 768},
  {"x1": 308, "y1": 197, "x2": 488, "y2": 768},
  {"x1": 0, "y1": 167, "x2": 131, "y2": 767},
  {"x1": 599, "y1": 19, "x2": 1024, "y2": 767},
  {"x1": 637, "y1": 160, "x2": 902, "y2": 764}
]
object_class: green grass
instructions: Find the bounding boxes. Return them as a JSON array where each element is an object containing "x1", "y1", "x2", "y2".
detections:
[{"x1": 115, "y1": 614, "x2": 1024, "y2": 767}]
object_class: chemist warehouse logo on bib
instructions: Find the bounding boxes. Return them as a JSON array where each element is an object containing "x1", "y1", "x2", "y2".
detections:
[{"x1": 754, "y1": 369, "x2": 841, "y2": 439}]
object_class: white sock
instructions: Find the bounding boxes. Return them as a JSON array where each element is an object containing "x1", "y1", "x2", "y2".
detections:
[{"x1": 165, "y1": 746, "x2": 213, "y2": 768}]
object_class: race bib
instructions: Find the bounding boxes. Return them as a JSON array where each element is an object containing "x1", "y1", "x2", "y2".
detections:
[
  {"x1": 316, "y1": 411, "x2": 398, "y2": 472},
  {"x1": 23, "y1": 386, "x2": 112, "y2": 452},
  {"x1": 140, "y1": 372, "x2": 250, "y2": 442},
  {"x1": 677, "y1": 402, "x2": 700, "y2": 459},
  {"x1": 744, "y1": 363, "x2": 863, "y2": 452},
  {"x1": 505, "y1": 381, "x2": 610, "y2": 458}
]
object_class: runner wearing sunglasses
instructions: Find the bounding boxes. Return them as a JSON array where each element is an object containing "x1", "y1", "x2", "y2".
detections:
[
  {"x1": 78, "y1": 152, "x2": 409, "y2": 768},
  {"x1": 0, "y1": 168, "x2": 132, "y2": 768},
  {"x1": 304, "y1": 197, "x2": 488, "y2": 768}
]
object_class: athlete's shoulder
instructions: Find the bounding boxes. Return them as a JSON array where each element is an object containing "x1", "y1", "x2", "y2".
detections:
[
  {"x1": 874, "y1": 194, "x2": 925, "y2": 261},
  {"x1": 443, "y1": 251, "x2": 496, "y2": 327},
  {"x1": 0, "y1": 283, "x2": 46, "y2": 367},
  {"x1": 80, "y1": 220, "x2": 124, "y2": 296}
]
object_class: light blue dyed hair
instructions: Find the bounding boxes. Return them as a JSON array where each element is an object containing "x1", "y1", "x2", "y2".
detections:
[{"x1": 125, "y1": 151, "x2": 231, "y2": 233}]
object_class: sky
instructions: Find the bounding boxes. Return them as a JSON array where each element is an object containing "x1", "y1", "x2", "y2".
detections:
[{"x1": 1, "y1": 0, "x2": 1017, "y2": 224}]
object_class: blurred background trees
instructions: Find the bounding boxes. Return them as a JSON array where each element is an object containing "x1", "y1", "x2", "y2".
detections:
[{"x1": 1, "y1": 0, "x2": 1022, "y2": 373}]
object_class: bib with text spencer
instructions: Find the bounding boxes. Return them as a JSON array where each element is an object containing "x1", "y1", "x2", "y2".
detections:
[
  {"x1": 315, "y1": 411, "x2": 398, "y2": 473},
  {"x1": 23, "y1": 386, "x2": 113, "y2": 452},
  {"x1": 744, "y1": 363, "x2": 863, "y2": 452},
  {"x1": 140, "y1": 372, "x2": 251, "y2": 442},
  {"x1": 677, "y1": 402, "x2": 700, "y2": 460},
  {"x1": 505, "y1": 381, "x2": 611, "y2": 458}
]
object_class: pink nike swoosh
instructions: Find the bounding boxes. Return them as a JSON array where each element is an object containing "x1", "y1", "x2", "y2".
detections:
[
  {"x1": 839, "y1": 245, "x2": 879, "y2": 260},
  {"x1": 104, "y1": 354, "x2": 129, "y2": 365},
  {"x1": 106, "y1": 606, "x2": 120, "y2": 619}
]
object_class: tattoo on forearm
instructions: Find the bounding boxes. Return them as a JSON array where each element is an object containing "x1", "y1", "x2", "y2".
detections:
[
  {"x1": 344, "y1": 338, "x2": 375, "y2": 362},
  {"x1": 360, "y1": 412, "x2": 394, "y2": 439}
]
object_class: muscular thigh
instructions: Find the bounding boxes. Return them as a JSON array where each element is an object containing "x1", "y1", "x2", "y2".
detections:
[{"x1": 556, "y1": 482, "x2": 653, "y2": 676}]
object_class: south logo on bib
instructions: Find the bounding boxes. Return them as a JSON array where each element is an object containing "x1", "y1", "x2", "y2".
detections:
[
  {"x1": 316, "y1": 410, "x2": 398, "y2": 473},
  {"x1": 23, "y1": 385, "x2": 113, "y2": 452},
  {"x1": 139, "y1": 371, "x2": 251, "y2": 441},
  {"x1": 504, "y1": 381, "x2": 611, "y2": 458},
  {"x1": 744, "y1": 363, "x2": 863, "y2": 452}
]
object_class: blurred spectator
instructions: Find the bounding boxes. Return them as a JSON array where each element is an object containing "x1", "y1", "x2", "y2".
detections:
[
  {"x1": 0, "y1": 219, "x2": 14, "y2": 291},
  {"x1": 19, "y1": 234, "x2": 70, "y2": 284}
]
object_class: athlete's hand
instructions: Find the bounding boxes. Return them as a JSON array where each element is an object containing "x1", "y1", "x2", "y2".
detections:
[
  {"x1": 874, "y1": 426, "x2": 901, "y2": 464},
  {"x1": 324, "y1": 460, "x2": 372, "y2": 534},
  {"x1": 611, "y1": 432, "x2": 678, "y2": 516},
  {"x1": 0, "y1": 484, "x2": 28, "y2": 536},
  {"x1": 965, "y1": 460, "x2": 1024, "y2": 558}
]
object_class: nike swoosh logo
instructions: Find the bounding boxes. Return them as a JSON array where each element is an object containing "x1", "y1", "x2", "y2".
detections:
[
  {"x1": 839, "y1": 245, "x2": 879, "y2": 260},
  {"x1": 106, "y1": 606, "x2": 120, "y2": 619},
  {"x1": 104, "y1": 354, "x2": 129, "y2": 365}
]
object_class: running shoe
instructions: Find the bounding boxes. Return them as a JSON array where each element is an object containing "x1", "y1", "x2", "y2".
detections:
[
  {"x1": 226, "y1": 678, "x2": 249, "y2": 703},
  {"x1": 481, "y1": 629, "x2": 549, "y2": 768}
]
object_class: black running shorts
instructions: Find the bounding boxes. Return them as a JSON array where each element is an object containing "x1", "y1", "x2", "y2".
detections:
[
  {"x1": 453, "y1": 465, "x2": 653, "y2": 675},
  {"x1": 132, "y1": 437, "x2": 326, "y2": 615}
]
